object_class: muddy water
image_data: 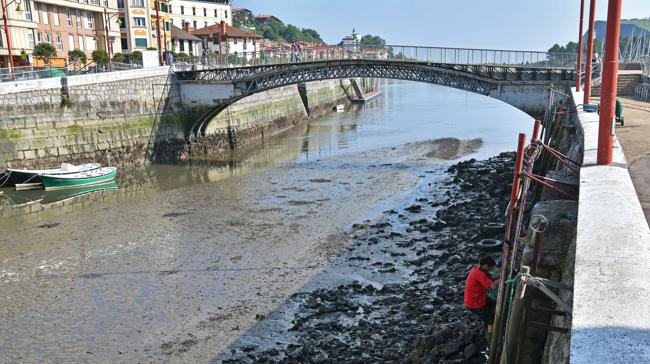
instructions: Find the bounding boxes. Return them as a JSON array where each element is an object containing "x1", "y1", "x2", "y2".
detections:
[{"x1": 0, "y1": 80, "x2": 532, "y2": 363}]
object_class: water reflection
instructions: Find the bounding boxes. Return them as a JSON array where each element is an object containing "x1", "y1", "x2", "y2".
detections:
[{"x1": 0, "y1": 80, "x2": 532, "y2": 221}]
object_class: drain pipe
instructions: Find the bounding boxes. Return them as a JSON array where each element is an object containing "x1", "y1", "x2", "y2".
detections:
[
  {"x1": 576, "y1": 0, "x2": 585, "y2": 91},
  {"x1": 583, "y1": 0, "x2": 597, "y2": 105},
  {"x1": 597, "y1": 0, "x2": 622, "y2": 165}
]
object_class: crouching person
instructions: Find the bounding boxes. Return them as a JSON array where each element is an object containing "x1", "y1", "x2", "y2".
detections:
[{"x1": 464, "y1": 256, "x2": 498, "y2": 334}]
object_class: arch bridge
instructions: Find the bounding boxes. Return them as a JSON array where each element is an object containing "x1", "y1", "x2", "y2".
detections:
[{"x1": 174, "y1": 46, "x2": 576, "y2": 138}]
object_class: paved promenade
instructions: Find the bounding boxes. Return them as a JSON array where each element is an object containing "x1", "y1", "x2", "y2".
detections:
[{"x1": 614, "y1": 97, "x2": 650, "y2": 225}]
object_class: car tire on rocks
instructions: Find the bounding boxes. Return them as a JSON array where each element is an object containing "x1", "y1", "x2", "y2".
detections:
[{"x1": 477, "y1": 238, "x2": 503, "y2": 252}]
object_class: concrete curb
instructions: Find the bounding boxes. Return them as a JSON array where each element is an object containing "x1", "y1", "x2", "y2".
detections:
[{"x1": 570, "y1": 89, "x2": 650, "y2": 363}]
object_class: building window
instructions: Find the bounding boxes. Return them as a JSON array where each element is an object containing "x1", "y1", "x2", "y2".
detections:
[
  {"x1": 117, "y1": 0, "x2": 125, "y2": 8},
  {"x1": 119, "y1": 17, "x2": 126, "y2": 29},
  {"x1": 203, "y1": 8, "x2": 206, "y2": 16},
  {"x1": 79, "y1": 36, "x2": 84, "y2": 51},
  {"x1": 41, "y1": 4, "x2": 48, "y2": 24},
  {"x1": 76, "y1": 10, "x2": 81, "y2": 28},
  {"x1": 120, "y1": 37, "x2": 128, "y2": 50},
  {"x1": 37, "y1": 32, "x2": 42, "y2": 43},
  {"x1": 192, "y1": 7, "x2": 196, "y2": 16},
  {"x1": 135, "y1": 38, "x2": 148, "y2": 48},
  {"x1": 23, "y1": 0, "x2": 32, "y2": 21},
  {"x1": 225, "y1": 10, "x2": 228, "y2": 18},
  {"x1": 160, "y1": 2, "x2": 168, "y2": 12},
  {"x1": 193, "y1": 20, "x2": 197, "y2": 29},
  {"x1": 132, "y1": 17, "x2": 146, "y2": 27},
  {"x1": 52, "y1": 6, "x2": 59, "y2": 26},
  {"x1": 66, "y1": 9, "x2": 72, "y2": 27},
  {"x1": 69, "y1": 34, "x2": 75, "y2": 50},
  {"x1": 85, "y1": 12, "x2": 94, "y2": 29},
  {"x1": 45, "y1": 33, "x2": 51, "y2": 44},
  {"x1": 179, "y1": 40, "x2": 184, "y2": 52},
  {"x1": 214, "y1": 9, "x2": 217, "y2": 17},
  {"x1": 27, "y1": 33, "x2": 35, "y2": 49},
  {"x1": 56, "y1": 34, "x2": 63, "y2": 51},
  {"x1": 86, "y1": 36, "x2": 96, "y2": 52},
  {"x1": 164, "y1": 21, "x2": 170, "y2": 31},
  {"x1": 104, "y1": 0, "x2": 109, "y2": 7},
  {"x1": 204, "y1": 21, "x2": 207, "y2": 27},
  {"x1": 180, "y1": 6, "x2": 184, "y2": 14},
  {"x1": 130, "y1": 0, "x2": 145, "y2": 7}
]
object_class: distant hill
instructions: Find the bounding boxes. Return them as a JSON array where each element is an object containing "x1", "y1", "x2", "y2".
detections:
[{"x1": 590, "y1": 18, "x2": 650, "y2": 40}]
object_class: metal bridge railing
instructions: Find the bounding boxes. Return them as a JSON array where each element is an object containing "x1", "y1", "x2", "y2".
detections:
[{"x1": 171, "y1": 45, "x2": 577, "y2": 72}]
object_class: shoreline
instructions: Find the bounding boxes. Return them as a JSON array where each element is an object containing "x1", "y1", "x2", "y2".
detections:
[{"x1": 206, "y1": 152, "x2": 515, "y2": 363}]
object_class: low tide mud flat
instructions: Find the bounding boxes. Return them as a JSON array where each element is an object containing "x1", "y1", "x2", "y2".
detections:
[
  {"x1": 216, "y1": 151, "x2": 515, "y2": 363},
  {"x1": 0, "y1": 137, "x2": 499, "y2": 364}
]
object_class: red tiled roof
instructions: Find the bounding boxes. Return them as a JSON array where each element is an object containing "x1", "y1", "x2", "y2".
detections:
[{"x1": 192, "y1": 23, "x2": 261, "y2": 38}]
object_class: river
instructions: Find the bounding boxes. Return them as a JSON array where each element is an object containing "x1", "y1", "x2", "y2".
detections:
[{"x1": 0, "y1": 80, "x2": 532, "y2": 363}]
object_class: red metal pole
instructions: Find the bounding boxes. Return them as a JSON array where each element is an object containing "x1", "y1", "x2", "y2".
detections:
[
  {"x1": 597, "y1": 0, "x2": 622, "y2": 165},
  {"x1": 583, "y1": 0, "x2": 597, "y2": 104},
  {"x1": 532, "y1": 119, "x2": 542, "y2": 142},
  {"x1": 154, "y1": 0, "x2": 163, "y2": 66},
  {"x1": 104, "y1": 9, "x2": 112, "y2": 70},
  {"x1": 488, "y1": 132, "x2": 527, "y2": 363},
  {"x1": 576, "y1": 0, "x2": 585, "y2": 91},
  {"x1": 1, "y1": 0, "x2": 16, "y2": 77}
]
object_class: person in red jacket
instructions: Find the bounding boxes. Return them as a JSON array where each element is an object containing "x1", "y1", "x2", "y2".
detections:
[{"x1": 464, "y1": 256, "x2": 499, "y2": 333}]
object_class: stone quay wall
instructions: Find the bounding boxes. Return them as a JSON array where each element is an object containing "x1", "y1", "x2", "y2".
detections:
[
  {"x1": 0, "y1": 67, "x2": 182, "y2": 168},
  {"x1": 1, "y1": 66, "x2": 373, "y2": 167}
]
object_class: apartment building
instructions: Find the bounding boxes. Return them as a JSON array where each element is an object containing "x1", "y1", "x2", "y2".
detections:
[
  {"x1": 0, "y1": 1, "x2": 38, "y2": 68},
  {"x1": 32, "y1": 0, "x2": 122, "y2": 66},
  {"x1": 118, "y1": 0, "x2": 171, "y2": 52},
  {"x1": 169, "y1": 0, "x2": 231, "y2": 31}
]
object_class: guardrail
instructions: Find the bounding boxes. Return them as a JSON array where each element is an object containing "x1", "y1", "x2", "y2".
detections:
[
  {"x1": 0, "y1": 62, "x2": 142, "y2": 82},
  {"x1": 171, "y1": 45, "x2": 577, "y2": 72},
  {"x1": 643, "y1": 56, "x2": 650, "y2": 77}
]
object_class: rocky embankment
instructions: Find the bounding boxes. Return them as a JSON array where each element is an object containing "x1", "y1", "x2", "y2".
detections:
[{"x1": 221, "y1": 152, "x2": 515, "y2": 363}]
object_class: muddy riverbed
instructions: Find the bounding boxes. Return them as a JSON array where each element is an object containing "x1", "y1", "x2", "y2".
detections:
[
  {"x1": 215, "y1": 152, "x2": 514, "y2": 364},
  {"x1": 0, "y1": 81, "x2": 530, "y2": 363}
]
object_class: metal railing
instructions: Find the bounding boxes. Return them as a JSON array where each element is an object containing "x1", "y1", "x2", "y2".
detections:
[
  {"x1": 642, "y1": 56, "x2": 650, "y2": 77},
  {"x1": 0, "y1": 62, "x2": 143, "y2": 82},
  {"x1": 171, "y1": 45, "x2": 577, "y2": 71}
]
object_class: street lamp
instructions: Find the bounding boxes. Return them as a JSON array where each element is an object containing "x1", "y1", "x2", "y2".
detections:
[
  {"x1": 103, "y1": 9, "x2": 120, "y2": 71},
  {"x1": 1, "y1": 0, "x2": 23, "y2": 76}
]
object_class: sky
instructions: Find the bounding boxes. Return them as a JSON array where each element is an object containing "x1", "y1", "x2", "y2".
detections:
[{"x1": 233, "y1": 0, "x2": 650, "y2": 51}]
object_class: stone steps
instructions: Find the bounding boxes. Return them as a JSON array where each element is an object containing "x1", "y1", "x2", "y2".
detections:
[{"x1": 591, "y1": 74, "x2": 642, "y2": 97}]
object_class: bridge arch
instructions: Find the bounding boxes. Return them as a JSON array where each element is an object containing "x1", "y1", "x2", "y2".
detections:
[{"x1": 175, "y1": 59, "x2": 574, "y2": 137}]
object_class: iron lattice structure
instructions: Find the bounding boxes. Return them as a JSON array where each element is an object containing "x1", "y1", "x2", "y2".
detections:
[{"x1": 175, "y1": 59, "x2": 575, "y2": 137}]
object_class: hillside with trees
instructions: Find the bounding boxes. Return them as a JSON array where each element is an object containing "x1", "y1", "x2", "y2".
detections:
[{"x1": 234, "y1": 12, "x2": 323, "y2": 43}]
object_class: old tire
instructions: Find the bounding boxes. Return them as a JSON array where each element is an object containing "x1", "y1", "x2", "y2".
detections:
[{"x1": 477, "y1": 238, "x2": 503, "y2": 252}]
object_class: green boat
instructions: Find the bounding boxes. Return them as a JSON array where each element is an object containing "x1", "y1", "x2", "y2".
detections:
[
  {"x1": 42, "y1": 181, "x2": 119, "y2": 205},
  {"x1": 39, "y1": 167, "x2": 117, "y2": 191}
]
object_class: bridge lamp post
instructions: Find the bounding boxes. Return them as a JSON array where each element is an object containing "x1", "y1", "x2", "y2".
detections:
[
  {"x1": 103, "y1": 9, "x2": 120, "y2": 71},
  {"x1": 1, "y1": 0, "x2": 23, "y2": 77},
  {"x1": 597, "y1": 0, "x2": 622, "y2": 165},
  {"x1": 576, "y1": 0, "x2": 585, "y2": 91},
  {"x1": 583, "y1": 0, "x2": 597, "y2": 104}
]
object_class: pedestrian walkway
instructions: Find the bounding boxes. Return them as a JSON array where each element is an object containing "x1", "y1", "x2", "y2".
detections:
[{"x1": 614, "y1": 97, "x2": 650, "y2": 226}]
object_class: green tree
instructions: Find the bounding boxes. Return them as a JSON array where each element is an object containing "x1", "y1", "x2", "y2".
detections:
[
  {"x1": 360, "y1": 35, "x2": 386, "y2": 48},
  {"x1": 33, "y1": 43, "x2": 57, "y2": 65},
  {"x1": 92, "y1": 49, "x2": 109, "y2": 67},
  {"x1": 130, "y1": 51, "x2": 143, "y2": 65},
  {"x1": 301, "y1": 28, "x2": 323, "y2": 43},
  {"x1": 282, "y1": 24, "x2": 302, "y2": 42},
  {"x1": 112, "y1": 52, "x2": 126, "y2": 63},
  {"x1": 67, "y1": 49, "x2": 87, "y2": 64}
]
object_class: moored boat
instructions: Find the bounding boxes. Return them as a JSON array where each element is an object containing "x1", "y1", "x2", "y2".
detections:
[
  {"x1": 2, "y1": 163, "x2": 101, "y2": 187},
  {"x1": 40, "y1": 167, "x2": 117, "y2": 191}
]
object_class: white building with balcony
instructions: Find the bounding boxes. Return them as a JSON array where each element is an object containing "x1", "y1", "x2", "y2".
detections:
[{"x1": 169, "y1": 0, "x2": 231, "y2": 32}]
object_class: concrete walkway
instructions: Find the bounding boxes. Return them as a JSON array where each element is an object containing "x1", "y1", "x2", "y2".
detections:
[{"x1": 612, "y1": 97, "x2": 650, "y2": 225}]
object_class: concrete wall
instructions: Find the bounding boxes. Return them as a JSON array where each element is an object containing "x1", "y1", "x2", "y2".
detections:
[
  {"x1": 489, "y1": 83, "x2": 557, "y2": 120},
  {"x1": 0, "y1": 67, "x2": 186, "y2": 168},
  {"x1": 569, "y1": 89, "x2": 650, "y2": 363}
]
